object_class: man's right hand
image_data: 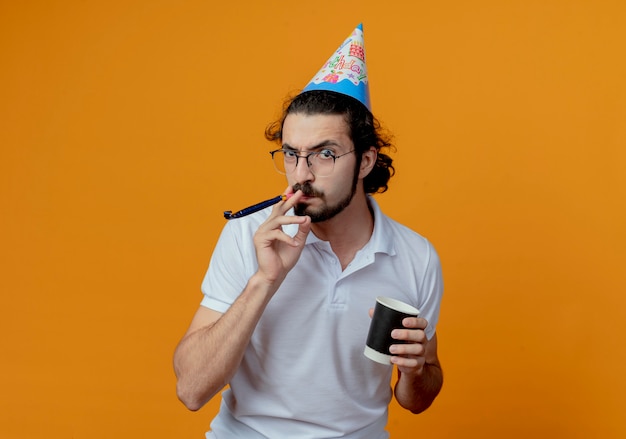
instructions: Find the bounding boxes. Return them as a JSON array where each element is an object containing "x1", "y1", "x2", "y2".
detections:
[{"x1": 253, "y1": 188, "x2": 311, "y2": 286}]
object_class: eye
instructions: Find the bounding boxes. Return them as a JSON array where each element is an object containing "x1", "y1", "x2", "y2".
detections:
[
  {"x1": 283, "y1": 150, "x2": 298, "y2": 159},
  {"x1": 317, "y1": 149, "x2": 336, "y2": 160}
]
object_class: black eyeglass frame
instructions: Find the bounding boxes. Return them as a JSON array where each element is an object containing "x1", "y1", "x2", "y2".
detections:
[{"x1": 269, "y1": 148, "x2": 356, "y2": 176}]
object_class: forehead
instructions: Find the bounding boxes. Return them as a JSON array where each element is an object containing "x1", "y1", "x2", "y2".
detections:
[{"x1": 282, "y1": 113, "x2": 351, "y2": 149}]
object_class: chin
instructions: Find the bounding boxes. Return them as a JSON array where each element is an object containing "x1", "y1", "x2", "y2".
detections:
[{"x1": 296, "y1": 205, "x2": 343, "y2": 223}]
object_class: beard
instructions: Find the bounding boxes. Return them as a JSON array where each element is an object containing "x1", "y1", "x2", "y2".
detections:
[{"x1": 292, "y1": 169, "x2": 359, "y2": 223}]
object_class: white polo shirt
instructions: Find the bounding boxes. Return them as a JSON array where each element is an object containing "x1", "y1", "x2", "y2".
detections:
[{"x1": 200, "y1": 196, "x2": 443, "y2": 439}]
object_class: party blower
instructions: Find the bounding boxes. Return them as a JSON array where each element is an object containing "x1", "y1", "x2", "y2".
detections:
[{"x1": 223, "y1": 194, "x2": 293, "y2": 220}]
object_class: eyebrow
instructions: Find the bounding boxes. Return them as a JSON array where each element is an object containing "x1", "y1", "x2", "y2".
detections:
[{"x1": 281, "y1": 140, "x2": 341, "y2": 151}]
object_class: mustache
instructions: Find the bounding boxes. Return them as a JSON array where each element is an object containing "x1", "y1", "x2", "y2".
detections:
[{"x1": 292, "y1": 182, "x2": 323, "y2": 197}]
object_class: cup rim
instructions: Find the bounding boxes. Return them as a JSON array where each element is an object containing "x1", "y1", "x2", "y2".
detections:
[{"x1": 376, "y1": 296, "x2": 419, "y2": 315}]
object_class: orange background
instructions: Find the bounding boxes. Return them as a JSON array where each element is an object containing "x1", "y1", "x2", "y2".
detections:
[{"x1": 1, "y1": 1, "x2": 625, "y2": 438}]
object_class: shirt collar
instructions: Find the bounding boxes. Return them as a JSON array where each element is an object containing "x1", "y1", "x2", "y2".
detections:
[{"x1": 303, "y1": 196, "x2": 396, "y2": 256}]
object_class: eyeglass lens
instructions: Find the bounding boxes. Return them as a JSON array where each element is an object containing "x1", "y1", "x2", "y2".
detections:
[{"x1": 271, "y1": 151, "x2": 336, "y2": 177}]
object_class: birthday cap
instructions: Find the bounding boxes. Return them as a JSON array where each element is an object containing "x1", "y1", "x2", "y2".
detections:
[{"x1": 301, "y1": 23, "x2": 371, "y2": 111}]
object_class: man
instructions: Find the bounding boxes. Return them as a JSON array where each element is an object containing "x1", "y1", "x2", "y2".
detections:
[{"x1": 174, "y1": 24, "x2": 444, "y2": 438}]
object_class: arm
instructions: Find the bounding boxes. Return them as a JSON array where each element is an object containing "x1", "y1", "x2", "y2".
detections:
[
  {"x1": 173, "y1": 189, "x2": 311, "y2": 411},
  {"x1": 390, "y1": 322, "x2": 443, "y2": 414},
  {"x1": 173, "y1": 274, "x2": 278, "y2": 411}
]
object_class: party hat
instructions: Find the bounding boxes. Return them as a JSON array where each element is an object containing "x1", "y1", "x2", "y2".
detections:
[{"x1": 301, "y1": 23, "x2": 371, "y2": 111}]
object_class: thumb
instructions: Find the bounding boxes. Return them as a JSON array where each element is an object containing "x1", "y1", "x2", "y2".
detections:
[{"x1": 292, "y1": 216, "x2": 311, "y2": 246}]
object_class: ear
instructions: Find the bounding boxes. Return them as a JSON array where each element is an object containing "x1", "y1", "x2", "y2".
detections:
[{"x1": 358, "y1": 146, "x2": 378, "y2": 179}]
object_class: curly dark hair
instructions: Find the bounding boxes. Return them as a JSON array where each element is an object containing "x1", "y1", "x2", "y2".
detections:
[{"x1": 265, "y1": 90, "x2": 395, "y2": 194}]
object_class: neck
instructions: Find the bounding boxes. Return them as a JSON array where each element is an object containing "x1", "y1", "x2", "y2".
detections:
[{"x1": 311, "y1": 191, "x2": 374, "y2": 269}]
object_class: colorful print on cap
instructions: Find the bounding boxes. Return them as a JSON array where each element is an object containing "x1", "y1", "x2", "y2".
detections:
[{"x1": 302, "y1": 23, "x2": 371, "y2": 111}]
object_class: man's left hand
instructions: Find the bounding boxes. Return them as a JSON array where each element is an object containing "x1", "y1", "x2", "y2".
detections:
[{"x1": 388, "y1": 316, "x2": 429, "y2": 376}]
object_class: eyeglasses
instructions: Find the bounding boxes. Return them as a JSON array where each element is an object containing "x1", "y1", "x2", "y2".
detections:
[{"x1": 269, "y1": 149, "x2": 355, "y2": 177}]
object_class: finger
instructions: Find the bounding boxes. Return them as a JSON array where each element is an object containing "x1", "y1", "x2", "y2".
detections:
[
  {"x1": 267, "y1": 189, "x2": 304, "y2": 218},
  {"x1": 259, "y1": 229, "x2": 305, "y2": 248},
  {"x1": 283, "y1": 185, "x2": 295, "y2": 197},
  {"x1": 283, "y1": 189, "x2": 304, "y2": 209},
  {"x1": 390, "y1": 342, "x2": 425, "y2": 357},
  {"x1": 292, "y1": 216, "x2": 311, "y2": 246},
  {"x1": 260, "y1": 212, "x2": 309, "y2": 232},
  {"x1": 390, "y1": 355, "x2": 422, "y2": 369},
  {"x1": 391, "y1": 328, "x2": 426, "y2": 343},
  {"x1": 401, "y1": 316, "x2": 428, "y2": 329}
]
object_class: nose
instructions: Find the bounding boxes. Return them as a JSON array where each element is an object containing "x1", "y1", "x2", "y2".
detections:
[{"x1": 292, "y1": 154, "x2": 315, "y2": 183}]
